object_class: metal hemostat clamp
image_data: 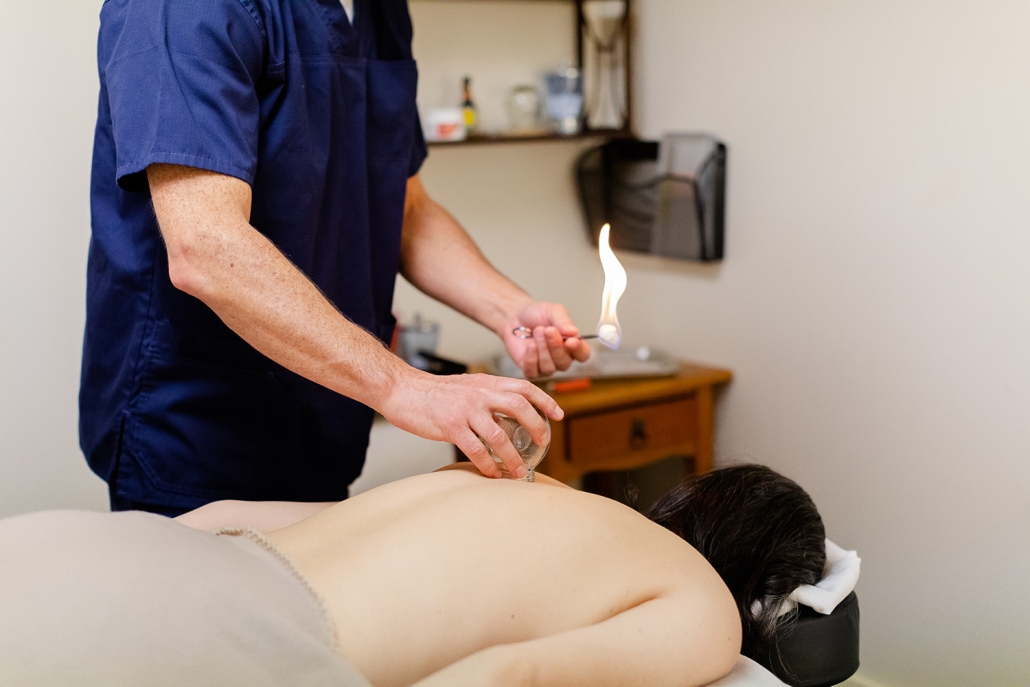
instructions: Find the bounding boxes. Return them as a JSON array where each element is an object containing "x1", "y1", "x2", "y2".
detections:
[{"x1": 512, "y1": 326, "x2": 597, "y2": 341}]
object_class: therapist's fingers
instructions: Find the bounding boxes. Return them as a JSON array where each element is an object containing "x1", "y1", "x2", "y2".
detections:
[
  {"x1": 543, "y1": 326, "x2": 574, "y2": 371},
  {"x1": 533, "y1": 326, "x2": 557, "y2": 377},
  {"x1": 498, "y1": 376, "x2": 563, "y2": 423},
  {"x1": 531, "y1": 325, "x2": 574, "y2": 375},
  {"x1": 470, "y1": 414, "x2": 526, "y2": 479},
  {"x1": 565, "y1": 337, "x2": 592, "y2": 363},
  {"x1": 520, "y1": 338, "x2": 541, "y2": 379},
  {"x1": 456, "y1": 427, "x2": 503, "y2": 479},
  {"x1": 491, "y1": 390, "x2": 551, "y2": 448},
  {"x1": 550, "y1": 305, "x2": 580, "y2": 339}
]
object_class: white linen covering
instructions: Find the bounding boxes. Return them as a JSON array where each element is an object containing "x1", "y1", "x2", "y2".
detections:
[{"x1": 707, "y1": 656, "x2": 787, "y2": 686}]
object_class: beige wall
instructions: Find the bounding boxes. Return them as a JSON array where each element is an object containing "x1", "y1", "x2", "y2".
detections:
[
  {"x1": 0, "y1": 3, "x2": 109, "y2": 516},
  {"x1": 400, "y1": 2, "x2": 1030, "y2": 685},
  {"x1": 2, "y1": 1, "x2": 1028, "y2": 685},
  {"x1": 629, "y1": 2, "x2": 1030, "y2": 685}
]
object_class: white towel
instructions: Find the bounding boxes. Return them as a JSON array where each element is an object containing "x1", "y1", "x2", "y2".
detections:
[
  {"x1": 753, "y1": 539, "x2": 861, "y2": 618},
  {"x1": 788, "y1": 539, "x2": 861, "y2": 615}
]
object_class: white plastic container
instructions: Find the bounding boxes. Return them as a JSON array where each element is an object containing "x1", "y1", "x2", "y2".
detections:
[{"x1": 423, "y1": 108, "x2": 466, "y2": 142}]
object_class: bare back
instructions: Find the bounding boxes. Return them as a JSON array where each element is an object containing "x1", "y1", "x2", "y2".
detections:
[{"x1": 267, "y1": 465, "x2": 740, "y2": 687}]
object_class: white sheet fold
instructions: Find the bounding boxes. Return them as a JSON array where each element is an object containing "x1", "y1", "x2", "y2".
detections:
[{"x1": 706, "y1": 656, "x2": 786, "y2": 686}]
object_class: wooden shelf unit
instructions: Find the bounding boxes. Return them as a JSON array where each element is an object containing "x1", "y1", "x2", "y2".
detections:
[{"x1": 412, "y1": 0, "x2": 633, "y2": 146}]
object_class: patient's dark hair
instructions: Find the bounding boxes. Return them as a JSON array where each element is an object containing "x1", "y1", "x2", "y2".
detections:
[{"x1": 646, "y1": 464, "x2": 825, "y2": 659}]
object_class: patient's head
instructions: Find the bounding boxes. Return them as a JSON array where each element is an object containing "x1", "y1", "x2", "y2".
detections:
[{"x1": 646, "y1": 464, "x2": 825, "y2": 658}]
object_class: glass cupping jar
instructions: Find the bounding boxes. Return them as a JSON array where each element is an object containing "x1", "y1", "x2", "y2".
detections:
[{"x1": 482, "y1": 412, "x2": 550, "y2": 482}]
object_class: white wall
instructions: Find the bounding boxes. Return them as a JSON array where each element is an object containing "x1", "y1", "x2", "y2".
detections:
[
  {"x1": 0, "y1": 3, "x2": 109, "y2": 516},
  {"x1": 630, "y1": 2, "x2": 1030, "y2": 685}
]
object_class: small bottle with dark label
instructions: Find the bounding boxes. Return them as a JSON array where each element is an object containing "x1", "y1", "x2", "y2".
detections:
[{"x1": 461, "y1": 76, "x2": 479, "y2": 134}]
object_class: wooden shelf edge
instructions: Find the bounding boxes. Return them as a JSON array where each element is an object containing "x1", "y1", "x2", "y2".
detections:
[
  {"x1": 427, "y1": 129, "x2": 631, "y2": 148},
  {"x1": 413, "y1": 0, "x2": 580, "y2": 4}
]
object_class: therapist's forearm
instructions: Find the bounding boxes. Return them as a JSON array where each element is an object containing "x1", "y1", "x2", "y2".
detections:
[
  {"x1": 184, "y1": 221, "x2": 403, "y2": 405},
  {"x1": 148, "y1": 164, "x2": 411, "y2": 411},
  {"x1": 148, "y1": 165, "x2": 566, "y2": 481},
  {"x1": 399, "y1": 176, "x2": 531, "y2": 336}
]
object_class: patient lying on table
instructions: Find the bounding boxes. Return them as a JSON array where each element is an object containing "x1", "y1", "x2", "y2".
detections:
[{"x1": 0, "y1": 464, "x2": 824, "y2": 687}]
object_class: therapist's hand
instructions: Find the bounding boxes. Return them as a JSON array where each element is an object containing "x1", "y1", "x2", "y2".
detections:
[
  {"x1": 502, "y1": 300, "x2": 592, "y2": 379},
  {"x1": 380, "y1": 369, "x2": 563, "y2": 480}
]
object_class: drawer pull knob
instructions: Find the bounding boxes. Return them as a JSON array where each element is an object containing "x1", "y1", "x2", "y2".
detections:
[{"x1": 630, "y1": 419, "x2": 648, "y2": 449}]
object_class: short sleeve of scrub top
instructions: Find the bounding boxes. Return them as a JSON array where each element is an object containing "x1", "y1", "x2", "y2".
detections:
[
  {"x1": 409, "y1": 111, "x2": 427, "y2": 177},
  {"x1": 99, "y1": 0, "x2": 266, "y2": 193}
]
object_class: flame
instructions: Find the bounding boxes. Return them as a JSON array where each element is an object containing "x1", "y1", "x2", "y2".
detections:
[{"x1": 596, "y1": 223, "x2": 627, "y2": 349}]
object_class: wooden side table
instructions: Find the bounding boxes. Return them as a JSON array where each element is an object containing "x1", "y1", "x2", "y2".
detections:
[{"x1": 538, "y1": 363, "x2": 732, "y2": 484}]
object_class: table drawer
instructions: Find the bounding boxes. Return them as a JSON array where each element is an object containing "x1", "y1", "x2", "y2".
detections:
[{"x1": 565, "y1": 396, "x2": 698, "y2": 469}]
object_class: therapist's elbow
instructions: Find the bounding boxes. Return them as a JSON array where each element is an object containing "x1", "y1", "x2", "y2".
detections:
[{"x1": 165, "y1": 234, "x2": 217, "y2": 301}]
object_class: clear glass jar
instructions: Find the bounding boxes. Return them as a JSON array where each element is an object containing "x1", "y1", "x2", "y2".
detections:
[
  {"x1": 508, "y1": 84, "x2": 541, "y2": 133},
  {"x1": 482, "y1": 412, "x2": 550, "y2": 482}
]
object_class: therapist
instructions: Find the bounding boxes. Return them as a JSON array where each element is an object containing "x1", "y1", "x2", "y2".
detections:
[{"x1": 80, "y1": 0, "x2": 590, "y2": 517}]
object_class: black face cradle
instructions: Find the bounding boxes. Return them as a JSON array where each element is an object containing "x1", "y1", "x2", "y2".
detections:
[{"x1": 757, "y1": 592, "x2": 861, "y2": 687}]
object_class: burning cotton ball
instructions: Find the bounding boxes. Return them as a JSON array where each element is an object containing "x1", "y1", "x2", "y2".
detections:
[
  {"x1": 598, "y1": 324, "x2": 619, "y2": 347},
  {"x1": 596, "y1": 224, "x2": 627, "y2": 350}
]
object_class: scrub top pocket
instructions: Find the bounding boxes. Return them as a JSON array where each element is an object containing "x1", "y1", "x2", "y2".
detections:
[
  {"x1": 126, "y1": 341, "x2": 303, "y2": 502},
  {"x1": 366, "y1": 59, "x2": 419, "y2": 163}
]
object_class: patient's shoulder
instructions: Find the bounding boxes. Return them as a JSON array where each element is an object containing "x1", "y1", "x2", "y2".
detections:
[{"x1": 433, "y1": 462, "x2": 573, "y2": 489}]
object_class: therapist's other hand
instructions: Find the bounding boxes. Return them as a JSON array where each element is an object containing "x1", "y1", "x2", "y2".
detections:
[
  {"x1": 381, "y1": 370, "x2": 563, "y2": 480},
  {"x1": 502, "y1": 301, "x2": 591, "y2": 379}
]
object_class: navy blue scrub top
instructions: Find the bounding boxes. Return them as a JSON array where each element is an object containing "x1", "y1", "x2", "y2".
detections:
[{"x1": 81, "y1": 0, "x2": 427, "y2": 511}]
